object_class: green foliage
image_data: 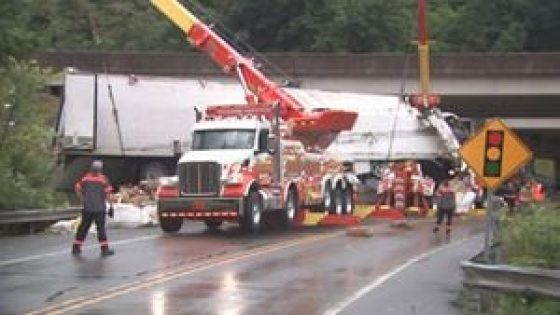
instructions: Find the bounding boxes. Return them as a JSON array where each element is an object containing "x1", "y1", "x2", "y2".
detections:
[
  {"x1": 525, "y1": 0, "x2": 560, "y2": 51},
  {"x1": 0, "y1": 59, "x2": 62, "y2": 210},
  {"x1": 0, "y1": 0, "x2": 45, "y2": 62},
  {"x1": 4, "y1": 0, "x2": 558, "y2": 54},
  {"x1": 456, "y1": 288, "x2": 560, "y2": 315},
  {"x1": 439, "y1": 0, "x2": 531, "y2": 52},
  {"x1": 34, "y1": 0, "x2": 190, "y2": 51},
  {"x1": 495, "y1": 295, "x2": 560, "y2": 315},
  {"x1": 220, "y1": 0, "x2": 414, "y2": 53},
  {"x1": 501, "y1": 202, "x2": 560, "y2": 268},
  {"x1": 458, "y1": 202, "x2": 560, "y2": 315},
  {"x1": 180, "y1": 0, "x2": 560, "y2": 53}
]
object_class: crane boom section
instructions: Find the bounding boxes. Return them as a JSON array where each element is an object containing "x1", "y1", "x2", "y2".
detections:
[
  {"x1": 417, "y1": 0, "x2": 431, "y2": 101},
  {"x1": 151, "y1": 0, "x2": 303, "y2": 119}
]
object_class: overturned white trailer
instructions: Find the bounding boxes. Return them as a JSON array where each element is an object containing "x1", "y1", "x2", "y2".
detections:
[
  {"x1": 55, "y1": 71, "x2": 245, "y2": 190},
  {"x1": 55, "y1": 71, "x2": 462, "y2": 190}
]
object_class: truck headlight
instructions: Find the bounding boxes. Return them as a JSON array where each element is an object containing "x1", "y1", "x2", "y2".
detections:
[
  {"x1": 223, "y1": 163, "x2": 243, "y2": 184},
  {"x1": 159, "y1": 176, "x2": 179, "y2": 187}
]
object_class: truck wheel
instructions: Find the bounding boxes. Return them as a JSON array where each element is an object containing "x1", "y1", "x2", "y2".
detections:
[
  {"x1": 241, "y1": 190, "x2": 262, "y2": 233},
  {"x1": 140, "y1": 162, "x2": 168, "y2": 181},
  {"x1": 324, "y1": 183, "x2": 336, "y2": 214},
  {"x1": 333, "y1": 186, "x2": 344, "y2": 215},
  {"x1": 281, "y1": 189, "x2": 299, "y2": 228},
  {"x1": 159, "y1": 217, "x2": 183, "y2": 233},
  {"x1": 342, "y1": 186, "x2": 355, "y2": 215},
  {"x1": 204, "y1": 219, "x2": 223, "y2": 230}
]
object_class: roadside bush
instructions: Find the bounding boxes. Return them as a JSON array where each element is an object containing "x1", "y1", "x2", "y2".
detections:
[
  {"x1": 0, "y1": 59, "x2": 64, "y2": 210},
  {"x1": 458, "y1": 202, "x2": 560, "y2": 315},
  {"x1": 501, "y1": 201, "x2": 560, "y2": 269},
  {"x1": 494, "y1": 201, "x2": 560, "y2": 315},
  {"x1": 495, "y1": 295, "x2": 560, "y2": 315}
]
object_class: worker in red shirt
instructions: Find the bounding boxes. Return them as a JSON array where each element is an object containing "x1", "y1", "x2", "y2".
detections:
[
  {"x1": 530, "y1": 180, "x2": 545, "y2": 202},
  {"x1": 433, "y1": 172, "x2": 457, "y2": 236},
  {"x1": 72, "y1": 160, "x2": 115, "y2": 256}
]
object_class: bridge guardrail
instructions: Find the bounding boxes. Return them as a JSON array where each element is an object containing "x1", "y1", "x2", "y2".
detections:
[{"x1": 461, "y1": 252, "x2": 560, "y2": 300}]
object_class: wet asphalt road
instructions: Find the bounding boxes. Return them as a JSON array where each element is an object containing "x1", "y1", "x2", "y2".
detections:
[{"x1": 0, "y1": 217, "x2": 484, "y2": 315}]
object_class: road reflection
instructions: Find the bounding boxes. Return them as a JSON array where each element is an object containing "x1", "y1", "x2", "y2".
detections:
[
  {"x1": 151, "y1": 290, "x2": 166, "y2": 315},
  {"x1": 219, "y1": 271, "x2": 243, "y2": 315}
]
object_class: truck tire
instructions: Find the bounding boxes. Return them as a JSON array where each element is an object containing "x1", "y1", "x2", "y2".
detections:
[
  {"x1": 204, "y1": 219, "x2": 223, "y2": 230},
  {"x1": 324, "y1": 183, "x2": 336, "y2": 214},
  {"x1": 159, "y1": 217, "x2": 183, "y2": 233},
  {"x1": 140, "y1": 162, "x2": 168, "y2": 181},
  {"x1": 281, "y1": 189, "x2": 299, "y2": 228},
  {"x1": 342, "y1": 186, "x2": 355, "y2": 215},
  {"x1": 333, "y1": 185, "x2": 345, "y2": 215},
  {"x1": 241, "y1": 190, "x2": 262, "y2": 233}
]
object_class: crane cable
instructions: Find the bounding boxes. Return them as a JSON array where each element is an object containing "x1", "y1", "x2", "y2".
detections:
[
  {"x1": 386, "y1": 53, "x2": 411, "y2": 161},
  {"x1": 184, "y1": 1, "x2": 311, "y2": 93},
  {"x1": 184, "y1": 0, "x2": 335, "y2": 112}
]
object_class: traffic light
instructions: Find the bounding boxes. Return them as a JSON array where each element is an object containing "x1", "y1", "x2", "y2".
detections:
[{"x1": 484, "y1": 130, "x2": 504, "y2": 177}]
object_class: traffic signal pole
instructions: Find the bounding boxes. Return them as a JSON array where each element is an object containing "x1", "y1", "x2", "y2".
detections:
[
  {"x1": 483, "y1": 191, "x2": 493, "y2": 263},
  {"x1": 483, "y1": 190, "x2": 502, "y2": 264}
]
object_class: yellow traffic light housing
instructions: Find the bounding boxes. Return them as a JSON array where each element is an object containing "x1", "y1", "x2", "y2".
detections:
[{"x1": 484, "y1": 130, "x2": 504, "y2": 177}]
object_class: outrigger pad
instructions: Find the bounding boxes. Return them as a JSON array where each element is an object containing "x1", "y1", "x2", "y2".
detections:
[
  {"x1": 320, "y1": 214, "x2": 361, "y2": 226},
  {"x1": 291, "y1": 110, "x2": 358, "y2": 133},
  {"x1": 369, "y1": 207, "x2": 406, "y2": 220},
  {"x1": 290, "y1": 110, "x2": 358, "y2": 150}
]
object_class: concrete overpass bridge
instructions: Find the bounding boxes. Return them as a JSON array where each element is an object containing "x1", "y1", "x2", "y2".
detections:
[{"x1": 39, "y1": 52, "x2": 560, "y2": 187}]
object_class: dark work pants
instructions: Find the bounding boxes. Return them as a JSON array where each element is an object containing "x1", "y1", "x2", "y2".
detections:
[
  {"x1": 75, "y1": 212, "x2": 107, "y2": 243},
  {"x1": 436, "y1": 208, "x2": 454, "y2": 226}
]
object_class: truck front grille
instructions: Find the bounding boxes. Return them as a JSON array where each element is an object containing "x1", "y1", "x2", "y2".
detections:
[{"x1": 178, "y1": 162, "x2": 221, "y2": 195}]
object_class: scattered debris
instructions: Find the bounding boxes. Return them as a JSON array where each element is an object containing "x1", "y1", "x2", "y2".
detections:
[
  {"x1": 113, "y1": 180, "x2": 158, "y2": 206},
  {"x1": 389, "y1": 219, "x2": 413, "y2": 229},
  {"x1": 346, "y1": 226, "x2": 374, "y2": 237},
  {"x1": 109, "y1": 203, "x2": 158, "y2": 228},
  {"x1": 46, "y1": 218, "x2": 80, "y2": 234},
  {"x1": 46, "y1": 181, "x2": 161, "y2": 234}
]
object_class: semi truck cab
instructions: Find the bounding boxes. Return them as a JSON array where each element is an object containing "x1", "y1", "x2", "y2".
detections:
[{"x1": 157, "y1": 113, "x2": 357, "y2": 233}]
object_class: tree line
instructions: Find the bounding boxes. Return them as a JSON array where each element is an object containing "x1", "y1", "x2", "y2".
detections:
[{"x1": 3, "y1": 0, "x2": 560, "y2": 60}]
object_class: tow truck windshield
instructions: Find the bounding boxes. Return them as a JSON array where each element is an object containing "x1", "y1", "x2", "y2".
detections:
[{"x1": 192, "y1": 129, "x2": 256, "y2": 150}]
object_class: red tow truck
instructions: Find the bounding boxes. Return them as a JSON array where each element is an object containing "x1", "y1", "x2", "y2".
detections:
[{"x1": 151, "y1": 0, "x2": 359, "y2": 233}]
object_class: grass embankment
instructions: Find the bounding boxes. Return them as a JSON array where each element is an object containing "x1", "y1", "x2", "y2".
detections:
[
  {"x1": 495, "y1": 201, "x2": 560, "y2": 315},
  {"x1": 459, "y1": 201, "x2": 560, "y2": 315}
]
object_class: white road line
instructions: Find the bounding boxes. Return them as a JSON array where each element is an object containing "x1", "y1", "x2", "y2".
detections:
[
  {"x1": 0, "y1": 234, "x2": 160, "y2": 267},
  {"x1": 323, "y1": 235, "x2": 479, "y2": 315}
]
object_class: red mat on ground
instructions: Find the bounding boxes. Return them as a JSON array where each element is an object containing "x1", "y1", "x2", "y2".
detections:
[
  {"x1": 320, "y1": 215, "x2": 361, "y2": 226},
  {"x1": 369, "y1": 207, "x2": 405, "y2": 220}
]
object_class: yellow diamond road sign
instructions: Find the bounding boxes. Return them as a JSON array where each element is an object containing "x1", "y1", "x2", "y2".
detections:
[{"x1": 459, "y1": 119, "x2": 533, "y2": 190}]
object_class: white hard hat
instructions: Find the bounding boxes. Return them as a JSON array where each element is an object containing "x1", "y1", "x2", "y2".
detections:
[{"x1": 91, "y1": 160, "x2": 103, "y2": 171}]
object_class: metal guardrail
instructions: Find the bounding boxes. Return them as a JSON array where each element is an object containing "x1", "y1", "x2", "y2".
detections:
[
  {"x1": 461, "y1": 254, "x2": 560, "y2": 300},
  {"x1": 0, "y1": 207, "x2": 81, "y2": 225}
]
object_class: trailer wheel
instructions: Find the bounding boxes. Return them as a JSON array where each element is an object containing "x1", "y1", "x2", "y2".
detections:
[
  {"x1": 333, "y1": 185, "x2": 345, "y2": 215},
  {"x1": 281, "y1": 188, "x2": 299, "y2": 228},
  {"x1": 324, "y1": 183, "x2": 335, "y2": 214},
  {"x1": 342, "y1": 186, "x2": 355, "y2": 215},
  {"x1": 204, "y1": 219, "x2": 223, "y2": 230},
  {"x1": 159, "y1": 216, "x2": 183, "y2": 233},
  {"x1": 241, "y1": 190, "x2": 262, "y2": 233}
]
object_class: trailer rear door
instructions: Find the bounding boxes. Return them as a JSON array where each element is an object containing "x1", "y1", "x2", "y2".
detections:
[{"x1": 58, "y1": 73, "x2": 95, "y2": 150}]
